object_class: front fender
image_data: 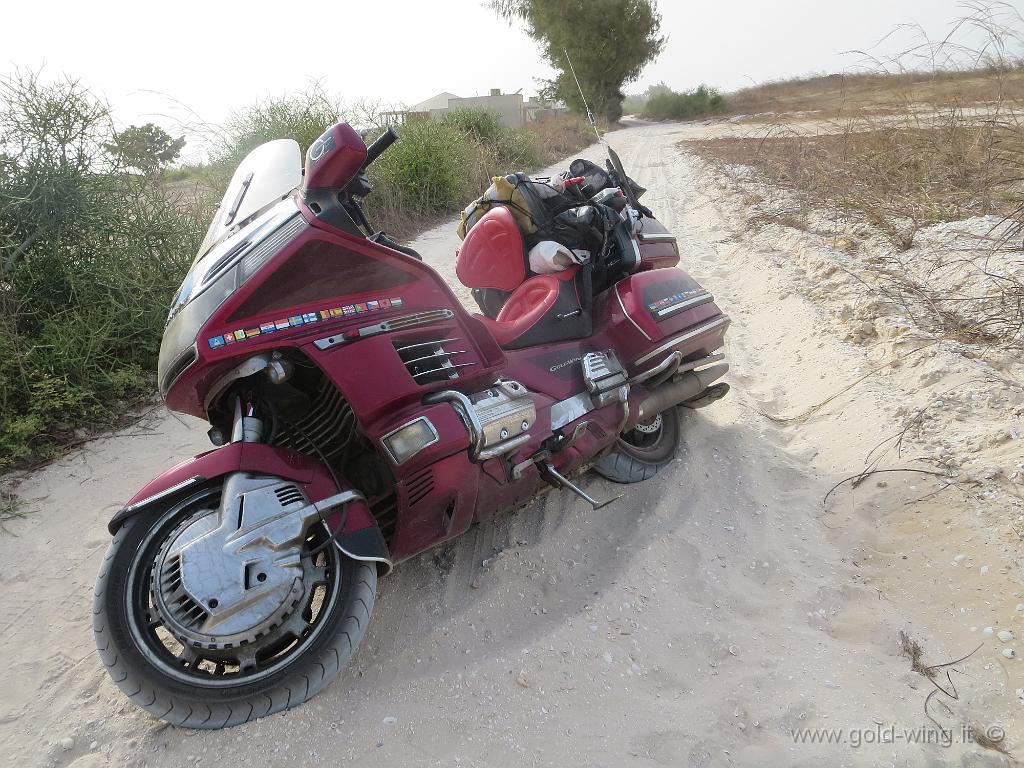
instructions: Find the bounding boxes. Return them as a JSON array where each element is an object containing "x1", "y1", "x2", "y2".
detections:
[{"x1": 106, "y1": 441, "x2": 391, "y2": 573}]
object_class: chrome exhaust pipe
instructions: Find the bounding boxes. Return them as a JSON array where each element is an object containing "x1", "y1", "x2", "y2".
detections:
[{"x1": 637, "y1": 363, "x2": 729, "y2": 421}]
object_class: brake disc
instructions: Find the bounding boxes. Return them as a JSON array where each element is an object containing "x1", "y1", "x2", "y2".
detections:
[
  {"x1": 633, "y1": 412, "x2": 663, "y2": 435},
  {"x1": 151, "y1": 474, "x2": 322, "y2": 651}
]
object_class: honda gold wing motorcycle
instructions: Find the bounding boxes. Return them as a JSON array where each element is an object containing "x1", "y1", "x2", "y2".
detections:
[{"x1": 93, "y1": 122, "x2": 730, "y2": 728}]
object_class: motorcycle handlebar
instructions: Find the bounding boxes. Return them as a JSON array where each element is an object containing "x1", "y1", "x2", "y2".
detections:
[{"x1": 363, "y1": 128, "x2": 398, "y2": 168}]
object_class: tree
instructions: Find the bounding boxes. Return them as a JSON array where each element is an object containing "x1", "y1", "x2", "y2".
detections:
[
  {"x1": 104, "y1": 123, "x2": 185, "y2": 175},
  {"x1": 492, "y1": 0, "x2": 665, "y2": 122}
]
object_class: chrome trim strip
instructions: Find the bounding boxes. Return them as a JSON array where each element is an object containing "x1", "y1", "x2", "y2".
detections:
[
  {"x1": 615, "y1": 284, "x2": 652, "y2": 341},
  {"x1": 637, "y1": 232, "x2": 677, "y2": 243},
  {"x1": 314, "y1": 310, "x2": 455, "y2": 350},
  {"x1": 119, "y1": 475, "x2": 206, "y2": 517},
  {"x1": 380, "y1": 416, "x2": 440, "y2": 465},
  {"x1": 394, "y1": 338, "x2": 459, "y2": 353},
  {"x1": 654, "y1": 292, "x2": 714, "y2": 318},
  {"x1": 634, "y1": 315, "x2": 731, "y2": 366},
  {"x1": 401, "y1": 349, "x2": 467, "y2": 367},
  {"x1": 410, "y1": 361, "x2": 477, "y2": 378},
  {"x1": 311, "y1": 489, "x2": 364, "y2": 514}
]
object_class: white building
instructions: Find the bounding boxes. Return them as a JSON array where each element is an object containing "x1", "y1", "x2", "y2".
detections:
[{"x1": 405, "y1": 89, "x2": 565, "y2": 129}]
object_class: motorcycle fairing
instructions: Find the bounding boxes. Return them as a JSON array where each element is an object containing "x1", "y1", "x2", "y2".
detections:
[
  {"x1": 164, "y1": 210, "x2": 506, "y2": 419},
  {"x1": 106, "y1": 441, "x2": 391, "y2": 571}
]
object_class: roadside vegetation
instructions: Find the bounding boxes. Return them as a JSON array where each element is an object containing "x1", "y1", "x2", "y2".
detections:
[
  {"x1": 688, "y1": 3, "x2": 1024, "y2": 351},
  {"x1": 0, "y1": 73, "x2": 205, "y2": 468},
  {"x1": 624, "y1": 82, "x2": 728, "y2": 120},
  {"x1": 0, "y1": 74, "x2": 593, "y2": 468}
]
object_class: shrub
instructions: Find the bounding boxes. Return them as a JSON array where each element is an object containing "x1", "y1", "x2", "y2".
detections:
[
  {"x1": 367, "y1": 120, "x2": 478, "y2": 215},
  {"x1": 212, "y1": 85, "x2": 343, "y2": 184},
  {"x1": 642, "y1": 85, "x2": 727, "y2": 120},
  {"x1": 441, "y1": 108, "x2": 540, "y2": 170},
  {"x1": 0, "y1": 72, "x2": 206, "y2": 467}
]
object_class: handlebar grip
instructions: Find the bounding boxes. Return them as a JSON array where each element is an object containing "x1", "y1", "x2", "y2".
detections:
[{"x1": 363, "y1": 128, "x2": 398, "y2": 168}]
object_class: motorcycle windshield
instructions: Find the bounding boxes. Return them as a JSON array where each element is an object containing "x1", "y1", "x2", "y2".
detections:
[{"x1": 197, "y1": 139, "x2": 302, "y2": 258}]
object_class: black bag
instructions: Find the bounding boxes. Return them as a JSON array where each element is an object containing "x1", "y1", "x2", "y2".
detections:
[{"x1": 569, "y1": 158, "x2": 647, "y2": 200}]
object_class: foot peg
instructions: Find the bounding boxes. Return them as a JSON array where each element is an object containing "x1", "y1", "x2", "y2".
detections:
[{"x1": 538, "y1": 461, "x2": 621, "y2": 510}]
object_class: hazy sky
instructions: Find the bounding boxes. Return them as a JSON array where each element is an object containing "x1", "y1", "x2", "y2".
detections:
[{"x1": 2, "y1": 0, "x2": 1016, "y2": 154}]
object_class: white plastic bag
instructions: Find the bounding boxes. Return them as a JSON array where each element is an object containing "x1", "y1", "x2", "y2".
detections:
[{"x1": 528, "y1": 241, "x2": 590, "y2": 274}]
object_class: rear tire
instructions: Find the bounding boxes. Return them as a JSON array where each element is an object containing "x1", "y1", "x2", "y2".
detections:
[
  {"x1": 592, "y1": 407, "x2": 680, "y2": 484},
  {"x1": 93, "y1": 494, "x2": 377, "y2": 729}
]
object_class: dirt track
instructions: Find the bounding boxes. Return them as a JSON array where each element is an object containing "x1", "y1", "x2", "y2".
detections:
[{"x1": 1, "y1": 121, "x2": 1020, "y2": 767}]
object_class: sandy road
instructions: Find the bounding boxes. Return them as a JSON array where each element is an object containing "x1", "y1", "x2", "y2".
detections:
[{"x1": 0, "y1": 121, "x2": 1015, "y2": 767}]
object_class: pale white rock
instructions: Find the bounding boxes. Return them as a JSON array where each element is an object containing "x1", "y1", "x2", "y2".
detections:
[
  {"x1": 980, "y1": 565, "x2": 990, "y2": 576},
  {"x1": 998, "y1": 630, "x2": 1015, "y2": 642},
  {"x1": 984, "y1": 626, "x2": 996, "y2": 636},
  {"x1": 1003, "y1": 648, "x2": 1017, "y2": 659}
]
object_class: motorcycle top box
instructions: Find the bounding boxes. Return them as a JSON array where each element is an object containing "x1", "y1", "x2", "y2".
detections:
[{"x1": 94, "y1": 121, "x2": 730, "y2": 729}]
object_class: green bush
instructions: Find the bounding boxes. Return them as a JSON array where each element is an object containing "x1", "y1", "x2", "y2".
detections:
[
  {"x1": 368, "y1": 120, "x2": 478, "y2": 214},
  {"x1": 440, "y1": 108, "x2": 540, "y2": 171},
  {"x1": 642, "y1": 85, "x2": 727, "y2": 120},
  {"x1": 0, "y1": 72, "x2": 205, "y2": 467},
  {"x1": 212, "y1": 86, "x2": 343, "y2": 184}
]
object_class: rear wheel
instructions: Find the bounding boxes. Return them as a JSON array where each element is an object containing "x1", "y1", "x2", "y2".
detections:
[
  {"x1": 592, "y1": 407, "x2": 680, "y2": 484},
  {"x1": 93, "y1": 487, "x2": 377, "y2": 729}
]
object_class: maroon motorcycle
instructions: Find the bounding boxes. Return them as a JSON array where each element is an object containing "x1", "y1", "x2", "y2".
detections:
[{"x1": 93, "y1": 123, "x2": 730, "y2": 728}]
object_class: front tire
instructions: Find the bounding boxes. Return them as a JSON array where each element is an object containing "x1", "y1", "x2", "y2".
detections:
[
  {"x1": 93, "y1": 491, "x2": 377, "y2": 729},
  {"x1": 592, "y1": 407, "x2": 680, "y2": 484}
]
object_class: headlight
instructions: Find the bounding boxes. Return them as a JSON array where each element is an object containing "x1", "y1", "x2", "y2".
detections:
[{"x1": 382, "y1": 417, "x2": 439, "y2": 465}]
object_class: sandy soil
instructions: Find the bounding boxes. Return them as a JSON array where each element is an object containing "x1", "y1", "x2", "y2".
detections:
[{"x1": 1, "y1": 121, "x2": 1022, "y2": 767}]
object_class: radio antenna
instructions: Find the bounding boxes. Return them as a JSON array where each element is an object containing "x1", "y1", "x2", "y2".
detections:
[
  {"x1": 563, "y1": 49, "x2": 648, "y2": 216},
  {"x1": 564, "y1": 49, "x2": 603, "y2": 146}
]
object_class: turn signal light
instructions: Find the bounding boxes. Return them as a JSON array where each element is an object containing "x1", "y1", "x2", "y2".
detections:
[{"x1": 381, "y1": 417, "x2": 439, "y2": 465}]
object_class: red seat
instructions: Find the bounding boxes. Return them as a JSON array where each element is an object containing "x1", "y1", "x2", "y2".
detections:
[
  {"x1": 476, "y1": 275, "x2": 561, "y2": 346},
  {"x1": 456, "y1": 207, "x2": 558, "y2": 347}
]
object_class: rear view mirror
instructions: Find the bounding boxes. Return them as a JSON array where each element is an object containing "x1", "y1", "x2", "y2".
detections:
[{"x1": 302, "y1": 122, "x2": 367, "y2": 191}]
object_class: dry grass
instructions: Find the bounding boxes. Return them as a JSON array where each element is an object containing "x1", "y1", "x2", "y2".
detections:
[
  {"x1": 0, "y1": 488, "x2": 24, "y2": 531},
  {"x1": 688, "y1": 114, "x2": 1024, "y2": 241},
  {"x1": 528, "y1": 114, "x2": 599, "y2": 165},
  {"x1": 686, "y1": 79, "x2": 1024, "y2": 350},
  {"x1": 727, "y1": 67, "x2": 1024, "y2": 119},
  {"x1": 688, "y1": 108, "x2": 1024, "y2": 348},
  {"x1": 899, "y1": 630, "x2": 937, "y2": 679}
]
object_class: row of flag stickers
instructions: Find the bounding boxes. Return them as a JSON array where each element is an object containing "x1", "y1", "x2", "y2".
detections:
[{"x1": 208, "y1": 297, "x2": 404, "y2": 349}]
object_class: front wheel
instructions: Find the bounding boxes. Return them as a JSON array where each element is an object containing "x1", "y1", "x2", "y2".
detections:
[
  {"x1": 93, "y1": 487, "x2": 377, "y2": 729},
  {"x1": 592, "y1": 407, "x2": 680, "y2": 484}
]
